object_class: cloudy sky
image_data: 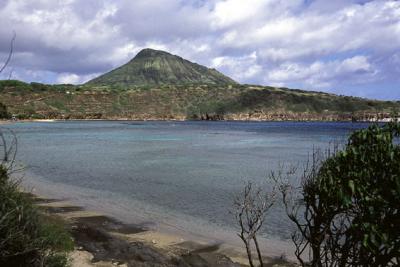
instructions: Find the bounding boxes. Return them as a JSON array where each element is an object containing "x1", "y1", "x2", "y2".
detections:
[{"x1": 0, "y1": 0, "x2": 399, "y2": 100}]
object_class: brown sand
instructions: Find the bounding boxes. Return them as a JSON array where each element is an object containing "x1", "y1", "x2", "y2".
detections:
[{"x1": 32, "y1": 194, "x2": 295, "y2": 267}]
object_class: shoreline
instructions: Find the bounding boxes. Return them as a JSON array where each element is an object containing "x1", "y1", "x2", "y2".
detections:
[
  {"x1": 17, "y1": 170, "x2": 295, "y2": 266},
  {"x1": 26, "y1": 190, "x2": 294, "y2": 267},
  {"x1": 1, "y1": 118, "x2": 393, "y2": 124}
]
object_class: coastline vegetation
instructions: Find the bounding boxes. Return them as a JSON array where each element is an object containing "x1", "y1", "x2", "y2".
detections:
[
  {"x1": 0, "y1": 130, "x2": 73, "y2": 267},
  {"x1": 235, "y1": 122, "x2": 400, "y2": 266}
]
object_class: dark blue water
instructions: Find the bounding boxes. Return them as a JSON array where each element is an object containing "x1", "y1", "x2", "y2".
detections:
[{"x1": 8, "y1": 121, "x2": 371, "y2": 242}]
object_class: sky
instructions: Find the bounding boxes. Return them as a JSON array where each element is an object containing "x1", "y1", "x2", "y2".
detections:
[{"x1": 0, "y1": 0, "x2": 399, "y2": 100}]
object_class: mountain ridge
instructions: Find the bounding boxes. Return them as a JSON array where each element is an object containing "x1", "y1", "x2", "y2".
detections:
[
  {"x1": 1, "y1": 79, "x2": 399, "y2": 121},
  {"x1": 1, "y1": 49, "x2": 399, "y2": 121},
  {"x1": 86, "y1": 48, "x2": 237, "y2": 87}
]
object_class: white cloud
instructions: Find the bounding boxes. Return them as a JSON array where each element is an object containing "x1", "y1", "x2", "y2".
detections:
[
  {"x1": 1, "y1": 1, "x2": 120, "y2": 51},
  {"x1": 0, "y1": 0, "x2": 399, "y2": 99},
  {"x1": 216, "y1": 1, "x2": 400, "y2": 62},
  {"x1": 267, "y1": 56, "x2": 378, "y2": 88},
  {"x1": 57, "y1": 73, "x2": 98, "y2": 84},
  {"x1": 212, "y1": 0, "x2": 271, "y2": 28},
  {"x1": 106, "y1": 43, "x2": 141, "y2": 66},
  {"x1": 57, "y1": 73, "x2": 81, "y2": 84},
  {"x1": 212, "y1": 52, "x2": 263, "y2": 82},
  {"x1": 340, "y1": 56, "x2": 372, "y2": 73}
]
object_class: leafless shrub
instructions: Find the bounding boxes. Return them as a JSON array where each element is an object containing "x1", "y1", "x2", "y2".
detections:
[
  {"x1": 233, "y1": 181, "x2": 276, "y2": 267},
  {"x1": 0, "y1": 31, "x2": 15, "y2": 75},
  {"x1": 0, "y1": 128, "x2": 18, "y2": 173}
]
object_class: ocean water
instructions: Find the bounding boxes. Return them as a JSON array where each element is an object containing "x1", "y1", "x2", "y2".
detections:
[{"x1": 7, "y1": 121, "x2": 371, "y2": 248}]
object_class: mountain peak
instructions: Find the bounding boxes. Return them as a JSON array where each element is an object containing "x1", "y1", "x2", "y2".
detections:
[
  {"x1": 87, "y1": 49, "x2": 236, "y2": 87},
  {"x1": 134, "y1": 48, "x2": 172, "y2": 59}
]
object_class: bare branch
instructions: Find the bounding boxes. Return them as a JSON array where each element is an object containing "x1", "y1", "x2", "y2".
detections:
[
  {"x1": 0, "y1": 31, "x2": 16, "y2": 74},
  {"x1": 0, "y1": 128, "x2": 18, "y2": 173},
  {"x1": 233, "y1": 181, "x2": 276, "y2": 267},
  {"x1": 7, "y1": 67, "x2": 13, "y2": 80}
]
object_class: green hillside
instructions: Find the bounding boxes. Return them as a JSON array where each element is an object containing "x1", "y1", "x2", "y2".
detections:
[
  {"x1": 86, "y1": 48, "x2": 237, "y2": 87},
  {"x1": 0, "y1": 80, "x2": 399, "y2": 121}
]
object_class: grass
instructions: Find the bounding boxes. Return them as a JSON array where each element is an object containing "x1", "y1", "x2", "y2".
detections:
[{"x1": 0, "y1": 166, "x2": 73, "y2": 266}]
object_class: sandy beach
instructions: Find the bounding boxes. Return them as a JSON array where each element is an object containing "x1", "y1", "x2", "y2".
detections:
[{"x1": 26, "y1": 191, "x2": 294, "y2": 267}]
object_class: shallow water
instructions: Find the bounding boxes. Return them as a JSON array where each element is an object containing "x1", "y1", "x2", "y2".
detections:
[{"x1": 7, "y1": 121, "x2": 371, "y2": 245}]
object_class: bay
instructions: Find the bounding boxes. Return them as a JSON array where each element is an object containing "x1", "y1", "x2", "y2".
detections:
[{"x1": 7, "y1": 121, "x2": 371, "y2": 246}]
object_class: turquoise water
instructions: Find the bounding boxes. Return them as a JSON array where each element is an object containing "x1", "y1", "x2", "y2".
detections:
[{"x1": 8, "y1": 121, "x2": 371, "y2": 243}]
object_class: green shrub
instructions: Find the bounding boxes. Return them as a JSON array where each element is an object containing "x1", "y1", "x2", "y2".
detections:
[
  {"x1": 30, "y1": 82, "x2": 50, "y2": 91},
  {"x1": 0, "y1": 165, "x2": 73, "y2": 266},
  {"x1": 0, "y1": 102, "x2": 10, "y2": 119},
  {"x1": 277, "y1": 123, "x2": 400, "y2": 266},
  {"x1": 0, "y1": 80, "x2": 30, "y2": 89},
  {"x1": 316, "y1": 123, "x2": 400, "y2": 265}
]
